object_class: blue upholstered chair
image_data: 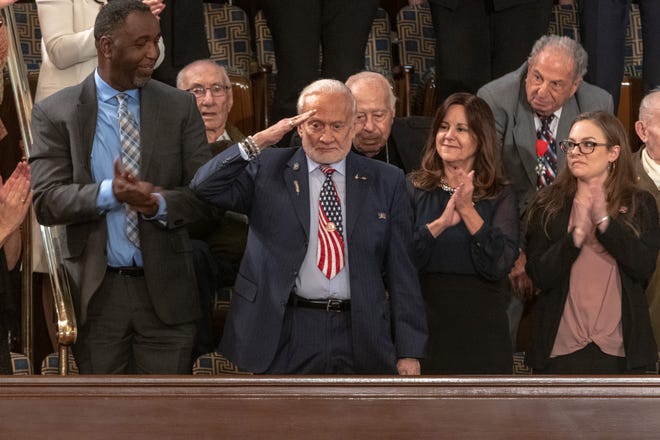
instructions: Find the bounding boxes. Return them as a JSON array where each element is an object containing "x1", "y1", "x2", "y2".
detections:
[
  {"x1": 40, "y1": 352, "x2": 79, "y2": 375},
  {"x1": 10, "y1": 352, "x2": 33, "y2": 375},
  {"x1": 395, "y1": 4, "x2": 436, "y2": 116}
]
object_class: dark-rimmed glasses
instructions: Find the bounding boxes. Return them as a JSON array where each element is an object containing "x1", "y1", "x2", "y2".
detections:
[
  {"x1": 559, "y1": 140, "x2": 614, "y2": 155},
  {"x1": 187, "y1": 84, "x2": 231, "y2": 98}
]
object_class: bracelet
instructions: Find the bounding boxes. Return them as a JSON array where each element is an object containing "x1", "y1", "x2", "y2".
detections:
[
  {"x1": 595, "y1": 215, "x2": 609, "y2": 226},
  {"x1": 241, "y1": 136, "x2": 261, "y2": 160}
]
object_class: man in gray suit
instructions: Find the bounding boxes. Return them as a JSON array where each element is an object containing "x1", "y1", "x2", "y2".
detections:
[
  {"x1": 478, "y1": 35, "x2": 613, "y2": 343},
  {"x1": 30, "y1": 0, "x2": 211, "y2": 374}
]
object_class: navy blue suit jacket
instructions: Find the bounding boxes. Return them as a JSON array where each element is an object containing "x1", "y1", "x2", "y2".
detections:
[{"x1": 191, "y1": 145, "x2": 428, "y2": 373}]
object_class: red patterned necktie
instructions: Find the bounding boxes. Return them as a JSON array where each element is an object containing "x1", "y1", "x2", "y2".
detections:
[
  {"x1": 535, "y1": 114, "x2": 557, "y2": 189},
  {"x1": 117, "y1": 92, "x2": 141, "y2": 248},
  {"x1": 317, "y1": 166, "x2": 345, "y2": 279}
]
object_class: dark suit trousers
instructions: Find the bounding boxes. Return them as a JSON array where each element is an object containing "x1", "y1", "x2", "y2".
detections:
[
  {"x1": 580, "y1": 0, "x2": 660, "y2": 109},
  {"x1": 74, "y1": 271, "x2": 195, "y2": 374},
  {"x1": 430, "y1": 0, "x2": 553, "y2": 102},
  {"x1": 264, "y1": 306, "x2": 355, "y2": 374},
  {"x1": 263, "y1": 0, "x2": 378, "y2": 122}
]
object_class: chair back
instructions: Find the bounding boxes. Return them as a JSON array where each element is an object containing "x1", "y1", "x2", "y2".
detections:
[
  {"x1": 396, "y1": 5, "x2": 435, "y2": 115},
  {"x1": 12, "y1": 2, "x2": 41, "y2": 72},
  {"x1": 192, "y1": 352, "x2": 252, "y2": 375},
  {"x1": 203, "y1": 3, "x2": 253, "y2": 77}
]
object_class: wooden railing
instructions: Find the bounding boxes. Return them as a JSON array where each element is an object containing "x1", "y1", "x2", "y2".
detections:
[{"x1": 1, "y1": 376, "x2": 660, "y2": 438}]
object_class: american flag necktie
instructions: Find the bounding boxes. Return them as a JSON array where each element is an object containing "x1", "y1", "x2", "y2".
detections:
[
  {"x1": 117, "y1": 93, "x2": 141, "y2": 248},
  {"x1": 536, "y1": 114, "x2": 557, "y2": 189},
  {"x1": 317, "y1": 166, "x2": 344, "y2": 279}
]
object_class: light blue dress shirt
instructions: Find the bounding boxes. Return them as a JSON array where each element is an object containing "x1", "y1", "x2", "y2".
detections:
[
  {"x1": 294, "y1": 156, "x2": 350, "y2": 300},
  {"x1": 91, "y1": 69, "x2": 166, "y2": 267}
]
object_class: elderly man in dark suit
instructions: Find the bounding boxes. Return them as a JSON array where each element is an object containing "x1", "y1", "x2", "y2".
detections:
[
  {"x1": 191, "y1": 79, "x2": 428, "y2": 375},
  {"x1": 478, "y1": 34, "x2": 613, "y2": 344},
  {"x1": 30, "y1": 0, "x2": 211, "y2": 374},
  {"x1": 345, "y1": 71, "x2": 430, "y2": 174}
]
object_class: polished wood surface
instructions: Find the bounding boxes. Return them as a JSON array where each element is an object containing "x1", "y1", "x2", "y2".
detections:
[{"x1": 1, "y1": 376, "x2": 660, "y2": 438}]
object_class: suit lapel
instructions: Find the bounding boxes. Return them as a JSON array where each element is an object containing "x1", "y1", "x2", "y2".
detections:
[
  {"x1": 77, "y1": 75, "x2": 99, "y2": 179},
  {"x1": 345, "y1": 152, "x2": 372, "y2": 240},
  {"x1": 284, "y1": 148, "x2": 310, "y2": 238},
  {"x1": 512, "y1": 95, "x2": 538, "y2": 188},
  {"x1": 556, "y1": 96, "x2": 579, "y2": 172},
  {"x1": 138, "y1": 81, "x2": 161, "y2": 177}
]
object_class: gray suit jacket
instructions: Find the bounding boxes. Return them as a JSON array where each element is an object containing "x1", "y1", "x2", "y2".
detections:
[
  {"x1": 30, "y1": 74, "x2": 212, "y2": 326},
  {"x1": 478, "y1": 61, "x2": 613, "y2": 216}
]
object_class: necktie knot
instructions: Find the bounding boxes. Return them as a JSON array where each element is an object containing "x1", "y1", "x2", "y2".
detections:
[
  {"x1": 117, "y1": 92, "x2": 129, "y2": 111},
  {"x1": 539, "y1": 114, "x2": 554, "y2": 130},
  {"x1": 320, "y1": 165, "x2": 336, "y2": 177}
]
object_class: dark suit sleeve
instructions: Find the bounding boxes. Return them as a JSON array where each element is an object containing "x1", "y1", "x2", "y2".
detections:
[
  {"x1": 525, "y1": 205, "x2": 581, "y2": 292},
  {"x1": 386, "y1": 171, "x2": 428, "y2": 359},
  {"x1": 190, "y1": 143, "x2": 256, "y2": 215},
  {"x1": 158, "y1": 93, "x2": 217, "y2": 229},
  {"x1": 30, "y1": 102, "x2": 102, "y2": 226},
  {"x1": 596, "y1": 191, "x2": 660, "y2": 284}
]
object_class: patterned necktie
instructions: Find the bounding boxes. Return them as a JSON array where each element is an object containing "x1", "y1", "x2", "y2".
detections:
[
  {"x1": 117, "y1": 92, "x2": 141, "y2": 248},
  {"x1": 317, "y1": 166, "x2": 345, "y2": 279},
  {"x1": 535, "y1": 114, "x2": 558, "y2": 189}
]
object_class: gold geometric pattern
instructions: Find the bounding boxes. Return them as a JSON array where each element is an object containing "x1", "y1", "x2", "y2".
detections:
[
  {"x1": 364, "y1": 8, "x2": 392, "y2": 75},
  {"x1": 512, "y1": 352, "x2": 532, "y2": 375},
  {"x1": 192, "y1": 352, "x2": 253, "y2": 375},
  {"x1": 40, "y1": 352, "x2": 80, "y2": 375},
  {"x1": 396, "y1": 4, "x2": 435, "y2": 91},
  {"x1": 547, "y1": 4, "x2": 581, "y2": 42},
  {"x1": 13, "y1": 2, "x2": 42, "y2": 72},
  {"x1": 624, "y1": 4, "x2": 643, "y2": 78},
  {"x1": 203, "y1": 3, "x2": 253, "y2": 77}
]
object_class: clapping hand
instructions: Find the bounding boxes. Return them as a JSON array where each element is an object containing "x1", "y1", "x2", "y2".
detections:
[
  {"x1": 0, "y1": 161, "x2": 32, "y2": 245},
  {"x1": 112, "y1": 159, "x2": 160, "y2": 217}
]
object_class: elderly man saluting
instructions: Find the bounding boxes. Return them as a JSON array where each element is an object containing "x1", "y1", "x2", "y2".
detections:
[{"x1": 191, "y1": 79, "x2": 428, "y2": 375}]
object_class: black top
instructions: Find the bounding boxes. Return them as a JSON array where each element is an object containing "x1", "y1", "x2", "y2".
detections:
[{"x1": 410, "y1": 183, "x2": 520, "y2": 281}]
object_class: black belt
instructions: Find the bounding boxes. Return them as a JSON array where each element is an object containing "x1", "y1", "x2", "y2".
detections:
[
  {"x1": 288, "y1": 293, "x2": 350, "y2": 312},
  {"x1": 107, "y1": 266, "x2": 144, "y2": 277}
]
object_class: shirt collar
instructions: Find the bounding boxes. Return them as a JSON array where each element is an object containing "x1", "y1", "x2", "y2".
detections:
[
  {"x1": 306, "y1": 155, "x2": 346, "y2": 177},
  {"x1": 94, "y1": 68, "x2": 140, "y2": 104}
]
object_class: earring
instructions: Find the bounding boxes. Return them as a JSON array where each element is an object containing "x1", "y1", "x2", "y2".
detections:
[{"x1": 608, "y1": 161, "x2": 616, "y2": 172}]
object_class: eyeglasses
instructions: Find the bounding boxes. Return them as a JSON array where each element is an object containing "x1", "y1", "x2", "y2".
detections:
[
  {"x1": 559, "y1": 140, "x2": 614, "y2": 155},
  {"x1": 187, "y1": 84, "x2": 231, "y2": 98}
]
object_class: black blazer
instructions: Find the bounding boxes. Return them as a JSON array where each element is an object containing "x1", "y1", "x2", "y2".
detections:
[{"x1": 525, "y1": 190, "x2": 660, "y2": 370}]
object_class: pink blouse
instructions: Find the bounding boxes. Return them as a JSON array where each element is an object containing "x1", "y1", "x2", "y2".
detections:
[{"x1": 551, "y1": 199, "x2": 625, "y2": 358}]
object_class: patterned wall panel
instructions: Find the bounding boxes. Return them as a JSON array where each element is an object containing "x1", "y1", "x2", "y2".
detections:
[
  {"x1": 364, "y1": 8, "x2": 392, "y2": 76},
  {"x1": 203, "y1": 3, "x2": 253, "y2": 76},
  {"x1": 13, "y1": 3, "x2": 42, "y2": 72},
  {"x1": 624, "y1": 4, "x2": 643, "y2": 78}
]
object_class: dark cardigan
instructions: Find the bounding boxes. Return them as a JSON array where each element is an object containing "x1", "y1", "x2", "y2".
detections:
[{"x1": 525, "y1": 189, "x2": 660, "y2": 371}]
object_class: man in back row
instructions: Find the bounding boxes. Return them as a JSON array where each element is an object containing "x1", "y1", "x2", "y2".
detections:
[
  {"x1": 345, "y1": 71, "x2": 430, "y2": 174},
  {"x1": 191, "y1": 79, "x2": 428, "y2": 374},
  {"x1": 478, "y1": 34, "x2": 613, "y2": 345}
]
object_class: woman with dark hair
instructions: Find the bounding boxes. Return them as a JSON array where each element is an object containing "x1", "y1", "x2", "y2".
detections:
[
  {"x1": 409, "y1": 92, "x2": 519, "y2": 374},
  {"x1": 525, "y1": 111, "x2": 659, "y2": 374}
]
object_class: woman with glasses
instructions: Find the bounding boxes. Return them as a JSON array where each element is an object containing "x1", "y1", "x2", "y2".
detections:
[
  {"x1": 525, "y1": 111, "x2": 659, "y2": 374},
  {"x1": 409, "y1": 93, "x2": 519, "y2": 374}
]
